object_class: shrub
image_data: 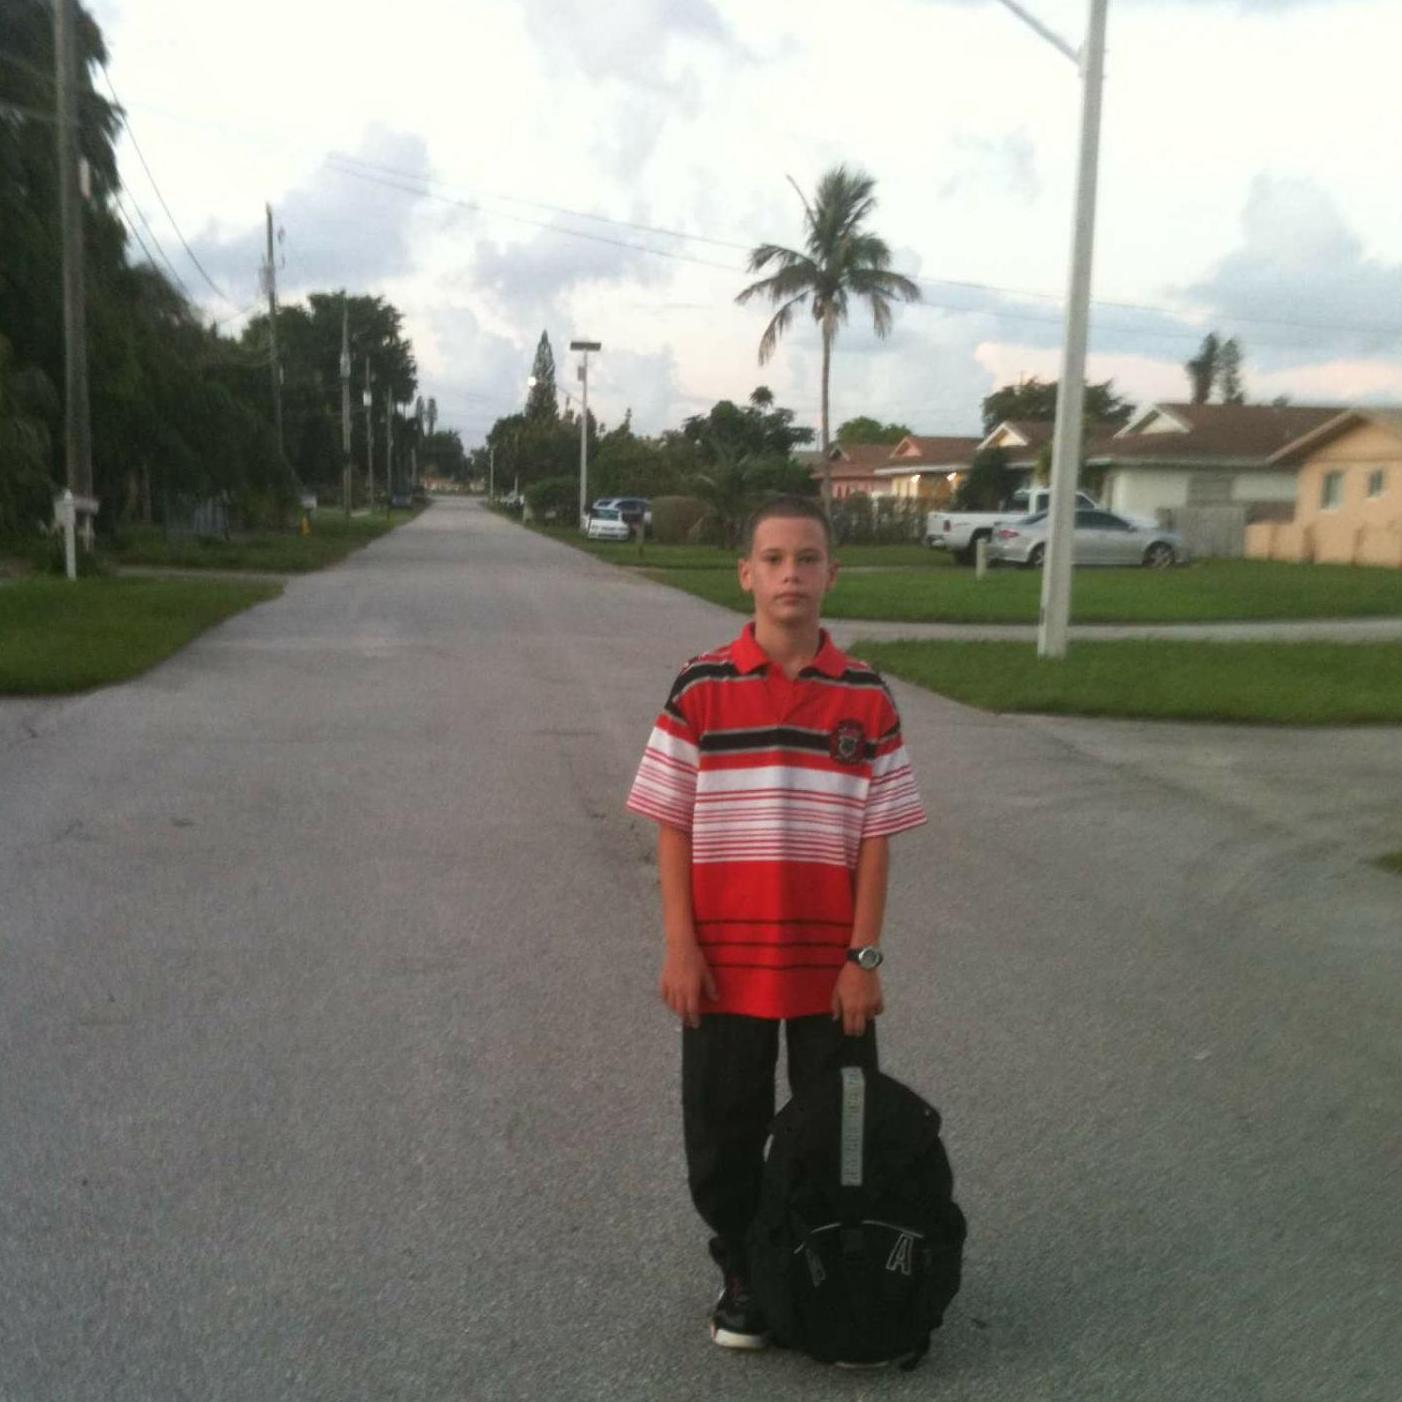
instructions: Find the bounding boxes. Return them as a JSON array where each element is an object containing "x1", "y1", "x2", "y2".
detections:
[
  {"x1": 524, "y1": 474, "x2": 579, "y2": 523},
  {"x1": 651, "y1": 495, "x2": 708, "y2": 544},
  {"x1": 831, "y1": 494, "x2": 925, "y2": 545}
]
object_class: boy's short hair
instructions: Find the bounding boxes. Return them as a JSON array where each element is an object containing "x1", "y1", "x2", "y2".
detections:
[{"x1": 740, "y1": 495, "x2": 833, "y2": 556}]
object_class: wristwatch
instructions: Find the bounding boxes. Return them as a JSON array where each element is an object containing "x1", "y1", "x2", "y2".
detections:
[{"x1": 846, "y1": 946, "x2": 884, "y2": 970}]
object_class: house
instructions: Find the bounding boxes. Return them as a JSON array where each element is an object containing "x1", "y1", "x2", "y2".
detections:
[
  {"x1": 1245, "y1": 408, "x2": 1402, "y2": 567},
  {"x1": 977, "y1": 419, "x2": 1057, "y2": 486},
  {"x1": 870, "y1": 434, "x2": 984, "y2": 505},
  {"x1": 812, "y1": 442, "x2": 897, "y2": 500},
  {"x1": 1091, "y1": 402, "x2": 1338, "y2": 516}
]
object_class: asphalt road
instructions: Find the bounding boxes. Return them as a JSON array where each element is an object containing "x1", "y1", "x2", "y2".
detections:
[{"x1": 3, "y1": 498, "x2": 1399, "y2": 1401}]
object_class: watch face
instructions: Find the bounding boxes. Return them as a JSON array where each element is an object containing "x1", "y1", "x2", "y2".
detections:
[{"x1": 856, "y1": 947, "x2": 882, "y2": 970}]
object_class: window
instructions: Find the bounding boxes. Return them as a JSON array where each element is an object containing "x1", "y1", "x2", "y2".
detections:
[
  {"x1": 1320, "y1": 471, "x2": 1344, "y2": 511},
  {"x1": 1367, "y1": 469, "x2": 1387, "y2": 499}
]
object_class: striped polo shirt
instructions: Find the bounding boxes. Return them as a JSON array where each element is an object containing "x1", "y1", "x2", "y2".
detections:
[{"x1": 626, "y1": 623, "x2": 927, "y2": 1019}]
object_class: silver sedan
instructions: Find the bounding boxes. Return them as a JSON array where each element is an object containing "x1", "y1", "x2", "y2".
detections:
[{"x1": 986, "y1": 509, "x2": 1187, "y2": 568}]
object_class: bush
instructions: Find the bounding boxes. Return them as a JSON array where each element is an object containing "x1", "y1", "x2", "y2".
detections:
[
  {"x1": 831, "y1": 494, "x2": 926, "y2": 545},
  {"x1": 524, "y1": 475, "x2": 579, "y2": 523},
  {"x1": 651, "y1": 495, "x2": 709, "y2": 544}
]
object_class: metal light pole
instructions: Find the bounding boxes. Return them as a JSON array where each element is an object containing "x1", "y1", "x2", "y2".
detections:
[
  {"x1": 570, "y1": 339, "x2": 601, "y2": 529},
  {"x1": 994, "y1": 0, "x2": 1109, "y2": 659}
]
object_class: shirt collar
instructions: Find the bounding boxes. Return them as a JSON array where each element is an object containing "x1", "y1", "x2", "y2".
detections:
[{"x1": 732, "y1": 622, "x2": 847, "y2": 678}]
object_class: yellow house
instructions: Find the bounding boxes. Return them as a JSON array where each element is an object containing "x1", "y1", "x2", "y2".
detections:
[{"x1": 1245, "y1": 409, "x2": 1402, "y2": 567}]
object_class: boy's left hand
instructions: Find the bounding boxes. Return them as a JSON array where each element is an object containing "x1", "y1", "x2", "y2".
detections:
[{"x1": 832, "y1": 964, "x2": 884, "y2": 1037}]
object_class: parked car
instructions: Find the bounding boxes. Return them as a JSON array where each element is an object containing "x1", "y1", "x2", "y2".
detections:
[
  {"x1": 612, "y1": 496, "x2": 651, "y2": 528},
  {"x1": 586, "y1": 507, "x2": 632, "y2": 541},
  {"x1": 926, "y1": 488, "x2": 1101, "y2": 563},
  {"x1": 986, "y1": 509, "x2": 1187, "y2": 568}
]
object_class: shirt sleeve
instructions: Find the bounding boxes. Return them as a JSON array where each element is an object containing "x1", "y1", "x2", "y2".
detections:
[
  {"x1": 625, "y1": 673, "x2": 701, "y2": 832},
  {"x1": 863, "y1": 688, "x2": 927, "y2": 840}
]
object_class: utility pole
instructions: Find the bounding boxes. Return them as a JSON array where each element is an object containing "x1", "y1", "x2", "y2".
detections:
[
  {"x1": 340, "y1": 301, "x2": 352, "y2": 520},
  {"x1": 364, "y1": 357, "x2": 374, "y2": 504},
  {"x1": 569, "y1": 339, "x2": 601, "y2": 529},
  {"x1": 385, "y1": 390, "x2": 394, "y2": 518},
  {"x1": 489, "y1": 444, "x2": 495, "y2": 500},
  {"x1": 54, "y1": 0, "x2": 95, "y2": 549},
  {"x1": 262, "y1": 204, "x2": 284, "y2": 459}
]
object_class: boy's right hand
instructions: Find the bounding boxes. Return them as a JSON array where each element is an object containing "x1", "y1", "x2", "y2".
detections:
[{"x1": 659, "y1": 941, "x2": 717, "y2": 1029}]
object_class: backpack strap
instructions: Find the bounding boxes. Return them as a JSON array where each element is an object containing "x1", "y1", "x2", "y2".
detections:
[{"x1": 838, "y1": 1067, "x2": 866, "y2": 1258}]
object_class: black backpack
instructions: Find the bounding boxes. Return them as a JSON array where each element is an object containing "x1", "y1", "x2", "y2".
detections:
[{"x1": 747, "y1": 1064, "x2": 967, "y2": 1370}]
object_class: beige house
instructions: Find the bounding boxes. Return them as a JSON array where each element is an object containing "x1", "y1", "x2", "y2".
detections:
[
  {"x1": 871, "y1": 435, "x2": 983, "y2": 503},
  {"x1": 1246, "y1": 409, "x2": 1402, "y2": 567}
]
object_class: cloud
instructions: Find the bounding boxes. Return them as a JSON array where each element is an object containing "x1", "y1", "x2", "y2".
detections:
[
  {"x1": 939, "y1": 132, "x2": 1040, "y2": 205},
  {"x1": 1181, "y1": 174, "x2": 1402, "y2": 366},
  {"x1": 188, "y1": 126, "x2": 431, "y2": 305},
  {"x1": 520, "y1": 0, "x2": 742, "y2": 81},
  {"x1": 470, "y1": 220, "x2": 670, "y2": 330}
]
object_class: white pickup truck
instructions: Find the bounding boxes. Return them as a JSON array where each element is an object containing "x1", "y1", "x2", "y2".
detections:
[{"x1": 926, "y1": 487, "x2": 1100, "y2": 563}]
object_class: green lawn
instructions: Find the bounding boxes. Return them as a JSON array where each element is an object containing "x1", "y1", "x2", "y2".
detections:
[
  {"x1": 0, "y1": 577, "x2": 282, "y2": 694},
  {"x1": 1374, "y1": 850, "x2": 1402, "y2": 876},
  {"x1": 645, "y1": 559, "x2": 1402, "y2": 624},
  {"x1": 526, "y1": 523, "x2": 943, "y2": 570},
  {"x1": 850, "y1": 639, "x2": 1402, "y2": 726},
  {"x1": 109, "y1": 507, "x2": 425, "y2": 574}
]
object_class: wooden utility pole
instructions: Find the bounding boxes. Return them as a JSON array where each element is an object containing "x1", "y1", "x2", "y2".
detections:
[
  {"x1": 364, "y1": 357, "x2": 374, "y2": 502},
  {"x1": 263, "y1": 204, "x2": 283, "y2": 458},
  {"x1": 54, "y1": 0, "x2": 94, "y2": 543},
  {"x1": 340, "y1": 301, "x2": 352, "y2": 519},
  {"x1": 385, "y1": 389, "x2": 394, "y2": 517}
]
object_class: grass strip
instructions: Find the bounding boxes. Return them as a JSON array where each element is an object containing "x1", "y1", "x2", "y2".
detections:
[
  {"x1": 0, "y1": 577, "x2": 282, "y2": 695},
  {"x1": 524, "y1": 523, "x2": 946, "y2": 571},
  {"x1": 108, "y1": 508, "x2": 424, "y2": 574},
  {"x1": 1373, "y1": 850, "x2": 1402, "y2": 876},
  {"x1": 646, "y1": 558, "x2": 1402, "y2": 624},
  {"x1": 850, "y1": 639, "x2": 1402, "y2": 726}
]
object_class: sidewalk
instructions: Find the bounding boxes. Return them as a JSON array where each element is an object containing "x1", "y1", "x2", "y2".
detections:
[{"x1": 830, "y1": 614, "x2": 1402, "y2": 645}]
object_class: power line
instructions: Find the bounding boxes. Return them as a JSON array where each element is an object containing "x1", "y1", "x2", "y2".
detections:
[
  {"x1": 325, "y1": 152, "x2": 1402, "y2": 345},
  {"x1": 110, "y1": 189, "x2": 169, "y2": 281},
  {"x1": 99, "y1": 62, "x2": 239, "y2": 309},
  {"x1": 115, "y1": 189, "x2": 193, "y2": 297}
]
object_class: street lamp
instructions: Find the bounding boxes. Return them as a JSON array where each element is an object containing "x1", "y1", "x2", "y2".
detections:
[
  {"x1": 994, "y1": 0, "x2": 1109, "y2": 659},
  {"x1": 569, "y1": 339, "x2": 601, "y2": 529}
]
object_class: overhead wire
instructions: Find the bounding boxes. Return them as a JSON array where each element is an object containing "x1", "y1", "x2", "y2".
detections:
[
  {"x1": 325, "y1": 152, "x2": 1402, "y2": 346},
  {"x1": 99, "y1": 61, "x2": 240, "y2": 310}
]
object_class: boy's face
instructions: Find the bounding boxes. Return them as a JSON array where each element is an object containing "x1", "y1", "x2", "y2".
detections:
[{"x1": 738, "y1": 516, "x2": 838, "y2": 629}]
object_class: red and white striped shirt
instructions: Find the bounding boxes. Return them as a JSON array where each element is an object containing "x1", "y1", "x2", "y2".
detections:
[{"x1": 627, "y1": 624, "x2": 926, "y2": 1019}]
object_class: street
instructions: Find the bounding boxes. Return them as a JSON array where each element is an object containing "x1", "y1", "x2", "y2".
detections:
[{"x1": 2, "y1": 497, "x2": 1399, "y2": 1401}]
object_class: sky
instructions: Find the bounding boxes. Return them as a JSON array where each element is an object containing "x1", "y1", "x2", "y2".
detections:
[{"x1": 90, "y1": 0, "x2": 1402, "y2": 447}]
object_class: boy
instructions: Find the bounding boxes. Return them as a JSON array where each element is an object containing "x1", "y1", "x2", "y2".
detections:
[{"x1": 626, "y1": 495, "x2": 927, "y2": 1349}]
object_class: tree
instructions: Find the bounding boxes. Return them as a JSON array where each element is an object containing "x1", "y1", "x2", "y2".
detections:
[
  {"x1": 1185, "y1": 333, "x2": 1220, "y2": 405},
  {"x1": 952, "y1": 447, "x2": 1013, "y2": 511},
  {"x1": 980, "y1": 376, "x2": 1132, "y2": 435},
  {"x1": 525, "y1": 331, "x2": 559, "y2": 421},
  {"x1": 835, "y1": 416, "x2": 913, "y2": 444},
  {"x1": 0, "y1": 334, "x2": 56, "y2": 535},
  {"x1": 680, "y1": 391, "x2": 813, "y2": 465},
  {"x1": 1218, "y1": 337, "x2": 1244, "y2": 405},
  {"x1": 736, "y1": 166, "x2": 920, "y2": 508}
]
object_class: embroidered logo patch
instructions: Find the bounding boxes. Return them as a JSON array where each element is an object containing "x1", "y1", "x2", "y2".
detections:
[{"x1": 829, "y1": 719, "x2": 866, "y2": 766}]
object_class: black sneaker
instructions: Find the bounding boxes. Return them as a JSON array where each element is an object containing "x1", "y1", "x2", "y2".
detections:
[{"x1": 709, "y1": 1271, "x2": 769, "y2": 1350}]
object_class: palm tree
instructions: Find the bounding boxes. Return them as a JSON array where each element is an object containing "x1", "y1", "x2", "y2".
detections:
[{"x1": 736, "y1": 166, "x2": 920, "y2": 508}]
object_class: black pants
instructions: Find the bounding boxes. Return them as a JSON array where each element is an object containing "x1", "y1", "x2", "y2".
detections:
[{"x1": 681, "y1": 1012, "x2": 878, "y2": 1271}]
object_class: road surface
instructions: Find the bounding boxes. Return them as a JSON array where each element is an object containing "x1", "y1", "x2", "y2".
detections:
[{"x1": 3, "y1": 498, "x2": 1398, "y2": 1400}]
